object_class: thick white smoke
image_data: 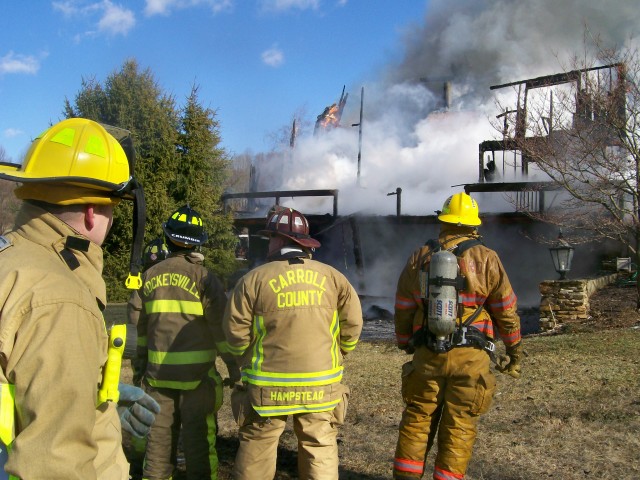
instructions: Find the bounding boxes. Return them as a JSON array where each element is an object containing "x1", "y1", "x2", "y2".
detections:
[{"x1": 257, "y1": 0, "x2": 640, "y2": 217}]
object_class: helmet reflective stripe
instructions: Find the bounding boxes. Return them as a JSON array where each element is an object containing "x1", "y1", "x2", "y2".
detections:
[
  {"x1": 51, "y1": 126, "x2": 106, "y2": 158},
  {"x1": 172, "y1": 212, "x2": 203, "y2": 225},
  {"x1": 163, "y1": 205, "x2": 208, "y2": 247}
]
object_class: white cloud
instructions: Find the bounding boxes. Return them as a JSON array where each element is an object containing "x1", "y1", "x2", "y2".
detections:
[
  {"x1": 144, "y1": 0, "x2": 172, "y2": 15},
  {"x1": 4, "y1": 128, "x2": 24, "y2": 139},
  {"x1": 261, "y1": 45, "x2": 285, "y2": 67},
  {"x1": 261, "y1": 0, "x2": 320, "y2": 11},
  {"x1": 52, "y1": 1, "x2": 81, "y2": 16},
  {"x1": 0, "y1": 52, "x2": 40, "y2": 75},
  {"x1": 144, "y1": 0, "x2": 233, "y2": 16},
  {"x1": 98, "y1": 1, "x2": 135, "y2": 35},
  {"x1": 53, "y1": 1, "x2": 135, "y2": 37}
]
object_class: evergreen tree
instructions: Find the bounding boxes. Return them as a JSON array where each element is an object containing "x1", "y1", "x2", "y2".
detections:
[
  {"x1": 176, "y1": 84, "x2": 237, "y2": 278},
  {"x1": 64, "y1": 60, "x2": 236, "y2": 300}
]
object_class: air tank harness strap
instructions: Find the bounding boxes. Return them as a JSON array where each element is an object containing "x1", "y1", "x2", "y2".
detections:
[{"x1": 452, "y1": 306, "x2": 498, "y2": 363}]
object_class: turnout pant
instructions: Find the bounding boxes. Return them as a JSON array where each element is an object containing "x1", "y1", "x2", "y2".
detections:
[
  {"x1": 231, "y1": 386, "x2": 349, "y2": 480},
  {"x1": 142, "y1": 376, "x2": 222, "y2": 480},
  {"x1": 393, "y1": 347, "x2": 496, "y2": 480}
]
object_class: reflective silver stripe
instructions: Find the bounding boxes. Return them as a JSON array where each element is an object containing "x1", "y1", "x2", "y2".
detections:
[{"x1": 0, "y1": 236, "x2": 12, "y2": 253}]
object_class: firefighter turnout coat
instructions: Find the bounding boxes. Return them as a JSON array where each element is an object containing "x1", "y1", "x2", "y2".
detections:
[
  {"x1": 393, "y1": 226, "x2": 522, "y2": 479},
  {"x1": 136, "y1": 251, "x2": 229, "y2": 391},
  {"x1": 136, "y1": 250, "x2": 230, "y2": 479},
  {"x1": 394, "y1": 228, "x2": 521, "y2": 351},
  {"x1": 0, "y1": 202, "x2": 129, "y2": 480},
  {"x1": 223, "y1": 253, "x2": 363, "y2": 416}
]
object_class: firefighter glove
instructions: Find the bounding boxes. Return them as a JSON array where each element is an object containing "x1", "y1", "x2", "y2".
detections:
[
  {"x1": 496, "y1": 342, "x2": 523, "y2": 379},
  {"x1": 117, "y1": 383, "x2": 161, "y2": 438},
  {"x1": 398, "y1": 343, "x2": 415, "y2": 355},
  {"x1": 221, "y1": 353, "x2": 242, "y2": 388}
]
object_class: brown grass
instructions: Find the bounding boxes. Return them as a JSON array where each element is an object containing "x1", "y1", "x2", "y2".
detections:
[{"x1": 109, "y1": 290, "x2": 640, "y2": 479}]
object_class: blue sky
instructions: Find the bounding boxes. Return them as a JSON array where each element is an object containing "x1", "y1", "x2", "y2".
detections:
[{"x1": 0, "y1": 0, "x2": 428, "y2": 162}]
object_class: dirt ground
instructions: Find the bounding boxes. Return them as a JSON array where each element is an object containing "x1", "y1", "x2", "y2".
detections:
[
  {"x1": 581, "y1": 283, "x2": 640, "y2": 330},
  {"x1": 121, "y1": 282, "x2": 640, "y2": 479}
]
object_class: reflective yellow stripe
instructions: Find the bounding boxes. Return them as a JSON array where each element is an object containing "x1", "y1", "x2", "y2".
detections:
[
  {"x1": 251, "y1": 315, "x2": 266, "y2": 372},
  {"x1": 147, "y1": 366, "x2": 222, "y2": 391},
  {"x1": 340, "y1": 338, "x2": 358, "y2": 352},
  {"x1": 145, "y1": 299, "x2": 203, "y2": 315},
  {"x1": 215, "y1": 340, "x2": 231, "y2": 354},
  {"x1": 137, "y1": 335, "x2": 147, "y2": 347},
  {"x1": 330, "y1": 311, "x2": 339, "y2": 368},
  {"x1": 253, "y1": 398, "x2": 341, "y2": 416},
  {"x1": 244, "y1": 312, "x2": 345, "y2": 387},
  {"x1": 147, "y1": 378, "x2": 202, "y2": 390},
  {"x1": 228, "y1": 343, "x2": 248, "y2": 356},
  {"x1": 0, "y1": 382, "x2": 15, "y2": 447},
  {"x1": 148, "y1": 349, "x2": 216, "y2": 365},
  {"x1": 242, "y1": 366, "x2": 343, "y2": 387}
]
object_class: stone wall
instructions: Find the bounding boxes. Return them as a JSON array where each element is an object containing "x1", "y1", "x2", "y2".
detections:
[{"x1": 538, "y1": 274, "x2": 617, "y2": 331}]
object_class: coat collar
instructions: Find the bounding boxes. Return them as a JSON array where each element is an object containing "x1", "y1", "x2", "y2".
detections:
[{"x1": 12, "y1": 202, "x2": 107, "y2": 307}]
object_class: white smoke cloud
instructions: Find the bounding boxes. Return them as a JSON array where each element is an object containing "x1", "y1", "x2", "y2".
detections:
[
  {"x1": 390, "y1": 0, "x2": 640, "y2": 102},
  {"x1": 254, "y1": 0, "x2": 640, "y2": 218}
]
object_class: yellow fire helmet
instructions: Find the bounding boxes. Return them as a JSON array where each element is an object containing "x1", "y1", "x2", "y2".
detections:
[
  {"x1": 437, "y1": 192, "x2": 482, "y2": 227},
  {"x1": 0, "y1": 118, "x2": 146, "y2": 289},
  {"x1": 0, "y1": 118, "x2": 134, "y2": 204}
]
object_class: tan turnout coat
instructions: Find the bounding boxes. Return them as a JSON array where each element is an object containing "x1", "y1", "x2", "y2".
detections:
[
  {"x1": 0, "y1": 202, "x2": 128, "y2": 480},
  {"x1": 223, "y1": 254, "x2": 363, "y2": 416}
]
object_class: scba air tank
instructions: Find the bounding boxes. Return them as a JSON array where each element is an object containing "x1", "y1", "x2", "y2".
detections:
[{"x1": 427, "y1": 249, "x2": 459, "y2": 344}]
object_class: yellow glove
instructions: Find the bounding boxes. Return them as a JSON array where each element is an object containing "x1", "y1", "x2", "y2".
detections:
[{"x1": 496, "y1": 342, "x2": 523, "y2": 379}]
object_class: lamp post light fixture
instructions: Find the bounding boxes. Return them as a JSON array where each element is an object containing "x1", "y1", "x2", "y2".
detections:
[{"x1": 549, "y1": 230, "x2": 574, "y2": 280}]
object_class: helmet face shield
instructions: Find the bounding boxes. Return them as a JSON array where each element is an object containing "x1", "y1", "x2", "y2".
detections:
[{"x1": 102, "y1": 124, "x2": 137, "y2": 199}]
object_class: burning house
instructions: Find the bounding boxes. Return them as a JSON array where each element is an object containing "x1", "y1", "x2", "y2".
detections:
[
  {"x1": 225, "y1": 62, "x2": 632, "y2": 336},
  {"x1": 225, "y1": 0, "x2": 640, "y2": 336},
  {"x1": 313, "y1": 86, "x2": 348, "y2": 135}
]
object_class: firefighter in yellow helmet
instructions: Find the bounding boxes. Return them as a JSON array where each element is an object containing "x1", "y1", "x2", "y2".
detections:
[
  {"x1": 0, "y1": 118, "x2": 159, "y2": 480},
  {"x1": 393, "y1": 192, "x2": 522, "y2": 480},
  {"x1": 135, "y1": 205, "x2": 238, "y2": 480},
  {"x1": 223, "y1": 207, "x2": 363, "y2": 480}
]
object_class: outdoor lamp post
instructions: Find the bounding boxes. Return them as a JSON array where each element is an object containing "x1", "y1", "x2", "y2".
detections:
[{"x1": 549, "y1": 230, "x2": 574, "y2": 280}]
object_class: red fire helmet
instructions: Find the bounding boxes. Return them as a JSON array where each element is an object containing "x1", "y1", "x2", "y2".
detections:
[{"x1": 259, "y1": 207, "x2": 321, "y2": 249}]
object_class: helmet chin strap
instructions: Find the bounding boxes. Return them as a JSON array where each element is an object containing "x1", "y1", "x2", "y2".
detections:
[{"x1": 125, "y1": 179, "x2": 146, "y2": 290}]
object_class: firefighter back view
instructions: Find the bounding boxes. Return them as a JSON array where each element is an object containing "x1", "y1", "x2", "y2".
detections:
[
  {"x1": 0, "y1": 118, "x2": 158, "y2": 479},
  {"x1": 223, "y1": 207, "x2": 363, "y2": 480},
  {"x1": 393, "y1": 192, "x2": 523, "y2": 480},
  {"x1": 135, "y1": 205, "x2": 237, "y2": 480}
]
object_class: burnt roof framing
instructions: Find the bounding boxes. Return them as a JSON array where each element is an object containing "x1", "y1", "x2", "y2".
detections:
[
  {"x1": 480, "y1": 63, "x2": 625, "y2": 183},
  {"x1": 222, "y1": 189, "x2": 339, "y2": 218}
]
